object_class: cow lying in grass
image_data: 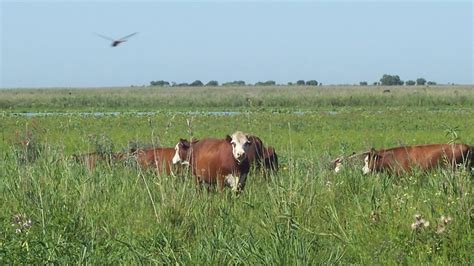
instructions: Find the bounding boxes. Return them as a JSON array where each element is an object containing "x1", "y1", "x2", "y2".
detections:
[
  {"x1": 362, "y1": 143, "x2": 472, "y2": 175},
  {"x1": 331, "y1": 143, "x2": 472, "y2": 176}
]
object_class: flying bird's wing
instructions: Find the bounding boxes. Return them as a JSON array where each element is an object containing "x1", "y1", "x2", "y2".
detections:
[
  {"x1": 118, "y1": 32, "x2": 138, "y2": 41},
  {"x1": 94, "y1": 33, "x2": 115, "y2": 41}
]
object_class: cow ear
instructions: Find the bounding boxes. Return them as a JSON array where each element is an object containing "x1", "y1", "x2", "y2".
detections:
[
  {"x1": 246, "y1": 135, "x2": 252, "y2": 144},
  {"x1": 179, "y1": 139, "x2": 190, "y2": 148},
  {"x1": 184, "y1": 141, "x2": 190, "y2": 148},
  {"x1": 226, "y1": 135, "x2": 232, "y2": 142}
]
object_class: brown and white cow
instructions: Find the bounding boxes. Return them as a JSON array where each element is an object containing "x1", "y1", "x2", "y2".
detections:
[
  {"x1": 172, "y1": 131, "x2": 252, "y2": 192},
  {"x1": 362, "y1": 143, "x2": 472, "y2": 175}
]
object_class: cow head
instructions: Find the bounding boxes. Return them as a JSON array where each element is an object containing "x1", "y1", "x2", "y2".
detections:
[
  {"x1": 331, "y1": 157, "x2": 344, "y2": 173},
  {"x1": 226, "y1": 131, "x2": 252, "y2": 164},
  {"x1": 172, "y1": 138, "x2": 191, "y2": 165},
  {"x1": 362, "y1": 148, "x2": 381, "y2": 174}
]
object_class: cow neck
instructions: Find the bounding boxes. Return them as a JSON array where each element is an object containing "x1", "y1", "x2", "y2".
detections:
[{"x1": 187, "y1": 142, "x2": 196, "y2": 163}]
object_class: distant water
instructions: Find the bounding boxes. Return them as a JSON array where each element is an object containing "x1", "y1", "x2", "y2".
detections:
[
  {"x1": 2, "y1": 110, "x2": 344, "y2": 117},
  {"x1": 4, "y1": 111, "x2": 240, "y2": 117}
]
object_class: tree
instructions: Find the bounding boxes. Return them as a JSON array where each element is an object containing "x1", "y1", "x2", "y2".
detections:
[
  {"x1": 206, "y1": 80, "x2": 219, "y2": 86},
  {"x1": 150, "y1": 80, "x2": 170, "y2": 86},
  {"x1": 306, "y1": 80, "x2": 318, "y2": 86},
  {"x1": 190, "y1": 80, "x2": 203, "y2": 87},
  {"x1": 427, "y1": 81, "x2": 437, "y2": 85},
  {"x1": 405, "y1": 80, "x2": 416, "y2": 86},
  {"x1": 296, "y1": 80, "x2": 305, "y2": 85},
  {"x1": 255, "y1": 80, "x2": 276, "y2": 86},
  {"x1": 380, "y1": 74, "x2": 403, "y2": 86},
  {"x1": 222, "y1": 80, "x2": 246, "y2": 86},
  {"x1": 359, "y1": 81, "x2": 368, "y2": 86},
  {"x1": 416, "y1": 78, "x2": 427, "y2": 86},
  {"x1": 176, "y1": 83, "x2": 189, "y2": 87},
  {"x1": 287, "y1": 82, "x2": 293, "y2": 85}
]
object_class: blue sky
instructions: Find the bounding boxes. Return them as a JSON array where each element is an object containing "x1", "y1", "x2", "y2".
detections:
[{"x1": 1, "y1": 1, "x2": 472, "y2": 88}]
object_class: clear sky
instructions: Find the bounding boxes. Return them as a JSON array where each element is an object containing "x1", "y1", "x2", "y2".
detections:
[{"x1": 1, "y1": 0, "x2": 472, "y2": 88}]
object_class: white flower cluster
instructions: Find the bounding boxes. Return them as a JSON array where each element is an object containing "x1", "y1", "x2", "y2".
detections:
[
  {"x1": 12, "y1": 213, "x2": 33, "y2": 234},
  {"x1": 411, "y1": 214, "x2": 429, "y2": 231}
]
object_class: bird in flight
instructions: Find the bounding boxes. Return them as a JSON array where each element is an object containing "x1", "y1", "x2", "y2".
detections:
[{"x1": 95, "y1": 32, "x2": 138, "y2": 47}]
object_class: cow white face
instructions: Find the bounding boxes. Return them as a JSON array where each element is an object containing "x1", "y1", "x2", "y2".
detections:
[
  {"x1": 228, "y1": 131, "x2": 251, "y2": 163},
  {"x1": 362, "y1": 155, "x2": 371, "y2": 174},
  {"x1": 172, "y1": 143, "x2": 182, "y2": 164},
  {"x1": 172, "y1": 139, "x2": 190, "y2": 165},
  {"x1": 331, "y1": 157, "x2": 344, "y2": 173},
  {"x1": 334, "y1": 160, "x2": 343, "y2": 173}
]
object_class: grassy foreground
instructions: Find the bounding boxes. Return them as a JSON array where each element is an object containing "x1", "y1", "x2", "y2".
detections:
[{"x1": 0, "y1": 86, "x2": 473, "y2": 263}]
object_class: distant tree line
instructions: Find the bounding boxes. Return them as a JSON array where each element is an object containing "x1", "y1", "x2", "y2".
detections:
[
  {"x1": 149, "y1": 79, "x2": 320, "y2": 87},
  {"x1": 375, "y1": 75, "x2": 436, "y2": 86},
  {"x1": 149, "y1": 75, "x2": 437, "y2": 87}
]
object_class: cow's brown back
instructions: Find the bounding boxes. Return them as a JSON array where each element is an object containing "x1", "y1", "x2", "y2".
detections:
[{"x1": 135, "y1": 147, "x2": 176, "y2": 175}]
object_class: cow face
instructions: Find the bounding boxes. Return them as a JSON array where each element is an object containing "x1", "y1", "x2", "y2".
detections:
[
  {"x1": 362, "y1": 155, "x2": 371, "y2": 174},
  {"x1": 226, "y1": 131, "x2": 252, "y2": 163},
  {"x1": 363, "y1": 149, "x2": 380, "y2": 174},
  {"x1": 172, "y1": 139, "x2": 190, "y2": 165},
  {"x1": 331, "y1": 157, "x2": 344, "y2": 173}
]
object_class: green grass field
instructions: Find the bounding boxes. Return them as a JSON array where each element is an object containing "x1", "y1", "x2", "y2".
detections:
[{"x1": 1, "y1": 86, "x2": 473, "y2": 263}]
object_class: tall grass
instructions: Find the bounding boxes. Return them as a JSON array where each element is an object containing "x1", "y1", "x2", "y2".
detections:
[{"x1": 0, "y1": 141, "x2": 471, "y2": 263}]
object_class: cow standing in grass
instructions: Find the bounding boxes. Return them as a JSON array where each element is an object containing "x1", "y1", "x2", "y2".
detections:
[{"x1": 172, "y1": 131, "x2": 252, "y2": 193}]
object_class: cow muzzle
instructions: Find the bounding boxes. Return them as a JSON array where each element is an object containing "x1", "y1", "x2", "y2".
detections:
[{"x1": 234, "y1": 152, "x2": 247, "y2": 164}]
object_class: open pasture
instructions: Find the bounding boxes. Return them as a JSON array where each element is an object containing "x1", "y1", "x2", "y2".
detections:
[{"x1": 0, "y1": 86, "x2": 473, "y2": 263}]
